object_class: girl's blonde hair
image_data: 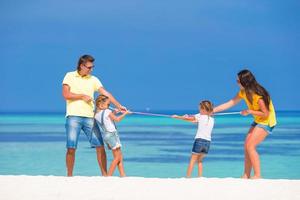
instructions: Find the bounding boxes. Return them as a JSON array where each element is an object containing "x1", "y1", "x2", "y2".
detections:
[
  {"x1": 95, "y1": 94, "x2": 109, "y2": 108},
  {"x1": 200, "y1": 100, "x2": 214, "y2": 115}
]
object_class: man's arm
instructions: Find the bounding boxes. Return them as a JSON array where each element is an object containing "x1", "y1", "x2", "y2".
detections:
[
  {"x1": 62, "y1": 84, "x2": 92, "y2": 103},
  {"x1": 98, "y1": 87, "x2": 126, "y2": 110}
]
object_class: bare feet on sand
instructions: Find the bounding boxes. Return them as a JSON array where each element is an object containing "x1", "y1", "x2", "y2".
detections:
[
  {"x1": 250, "y1": 176, "x2": 261, "y2": 179},
  {"x1": 241, "y1": 174, "x2": 249, "y2": 179}
]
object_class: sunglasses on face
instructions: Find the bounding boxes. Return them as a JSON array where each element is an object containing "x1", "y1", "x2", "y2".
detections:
[{"x1": 83, "y1": 65, "x2": 94, "y2": 70}]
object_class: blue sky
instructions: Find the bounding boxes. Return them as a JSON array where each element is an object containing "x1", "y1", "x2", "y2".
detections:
[{"x1": 0, "y1": 0, "x2": 299, "y2": 112}]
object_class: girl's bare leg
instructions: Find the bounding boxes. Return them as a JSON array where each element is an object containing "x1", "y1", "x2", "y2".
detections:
[
  {"x1": 246, "y1": 127, "x2": 268, "y2": 179},
  {"x1": 117, "y1": 149, "x2": 126, "y2": 177},
  {"x1": 197, "y1": 154, "x2": 206, "y2": 177},
  {"x1": 108, "y1": 148, "x2": 121, "y2": 176},
  {"x1": 186, "y1": 154, "x2": 199, "y2": 178}
]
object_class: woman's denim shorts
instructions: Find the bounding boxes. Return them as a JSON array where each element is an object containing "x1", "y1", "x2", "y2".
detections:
[
  {"x1": 102, "y1": 131, "x2": 122, "y2": 150},
  {"x1": 192, "y1": 138, "x2": 211, "y2": 154},
  {"x1": 251, "y1": 122, "x2": 275, "y2": 134}
]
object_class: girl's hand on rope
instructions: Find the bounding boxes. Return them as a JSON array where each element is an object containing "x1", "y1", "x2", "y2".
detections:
[
  {"x1": 123, "y1": 110, "x2": 132, "y2": 115},
  {"x1": 183, "y1": 114, "x2": 190, "y2": 119},
  {"x1": 118, "y1": 105, "x2": 127, "y2": 112}
]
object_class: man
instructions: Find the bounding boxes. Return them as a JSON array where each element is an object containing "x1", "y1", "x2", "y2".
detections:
[{"x1": 62, "y1": 55, "x2": 126, "y2": 176}]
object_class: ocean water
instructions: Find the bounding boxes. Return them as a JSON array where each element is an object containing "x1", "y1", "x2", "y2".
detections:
[{"x1": 0, "y1": 111, "x2": 299, "y2": 179}]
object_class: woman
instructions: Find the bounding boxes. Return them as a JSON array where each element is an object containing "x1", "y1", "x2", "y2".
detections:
[{"x1": 214, "y1": 69, "x2": 276, "y2": 179}]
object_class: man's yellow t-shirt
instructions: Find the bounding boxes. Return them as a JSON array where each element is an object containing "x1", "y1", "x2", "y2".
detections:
[
  {"x1": 238, "y1": 90, "x2": 277, "y2": 127},
  {"x1": 63, "y1": 71, "x2": 103, "y2": 118}
]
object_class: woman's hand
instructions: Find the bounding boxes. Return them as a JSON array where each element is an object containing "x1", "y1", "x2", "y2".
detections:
[{"x1": 241, "y1": 109, "x2": 251, "y2": 116}]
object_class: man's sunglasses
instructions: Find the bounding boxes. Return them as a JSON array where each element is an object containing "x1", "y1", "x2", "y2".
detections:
[{"x1": 83, "y1": 65, "x2": 94, "y2": 70}]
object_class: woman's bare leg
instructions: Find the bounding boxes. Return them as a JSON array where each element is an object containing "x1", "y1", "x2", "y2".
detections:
[
  {"x1": 246, "y1": 127, "x2": 268, "y2": 179},
  {"x1": 242, "y1": 127, "x2": 255, "y2": 179}
]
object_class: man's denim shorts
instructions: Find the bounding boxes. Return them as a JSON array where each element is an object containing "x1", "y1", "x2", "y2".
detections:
[
  {"x1": 192, "y1": 138, "x2": 211, "y2": 154},
  {"x1": 251, "y1": 122, "x2": 275, "y2": 134},
  {"x1": 102, "y1": 131, "x2": 122, "y2": 150},
  {"x1": 65, "y1": 116, "x2": 104, "y2": 149}
]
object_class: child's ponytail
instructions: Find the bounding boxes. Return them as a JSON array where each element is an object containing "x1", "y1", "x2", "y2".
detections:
[{"x1": 200, "y1": 100, "x2": 214, "y2": 116}]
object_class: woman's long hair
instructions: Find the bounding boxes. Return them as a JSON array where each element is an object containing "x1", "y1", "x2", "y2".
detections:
[{"x1": 237, "y1": 69, "x2": 270, "y2": 110}]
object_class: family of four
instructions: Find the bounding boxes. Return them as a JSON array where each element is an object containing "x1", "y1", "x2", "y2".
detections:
[{"x1": 62, "y1": 54, "x2": 276, "y2": 179}]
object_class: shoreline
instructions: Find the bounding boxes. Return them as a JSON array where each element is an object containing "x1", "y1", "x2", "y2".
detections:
[{"x1": 1, "y1": 175, "x2": 299, "y2": 200}]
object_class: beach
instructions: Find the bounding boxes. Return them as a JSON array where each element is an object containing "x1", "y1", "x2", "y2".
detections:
[
  {"x1": 1, "y1": 112, "x2": 300, "y2": 200},
  {"x1": 1, "y1": 0, "x2": 299, "y2": 199},
  {"x1": 1, "y1": 175, "x2": 300, "y2": 200}
]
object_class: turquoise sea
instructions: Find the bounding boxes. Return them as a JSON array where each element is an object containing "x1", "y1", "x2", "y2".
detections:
[{"x1": 0, "y1": 111, "x2": 299, "y2": 179}]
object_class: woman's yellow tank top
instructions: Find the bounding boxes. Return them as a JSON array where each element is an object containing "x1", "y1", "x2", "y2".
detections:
[{"x1": 238, "y1": 90, "x2": 277, "y2": 127}]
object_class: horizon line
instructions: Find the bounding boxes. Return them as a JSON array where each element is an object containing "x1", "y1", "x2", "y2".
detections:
[{"x1": 0, "y1": 110, "x2": 299, "y2": 115}]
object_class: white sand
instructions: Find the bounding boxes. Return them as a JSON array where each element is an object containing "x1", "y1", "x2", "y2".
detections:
[{"x1": 1, "y1": 176, "x2": 299, "y2": 200}]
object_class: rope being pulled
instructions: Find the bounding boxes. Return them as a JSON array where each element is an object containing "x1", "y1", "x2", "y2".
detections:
[{"x1": 109, "y1": 107, "x2": 241, "y2": 118}]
